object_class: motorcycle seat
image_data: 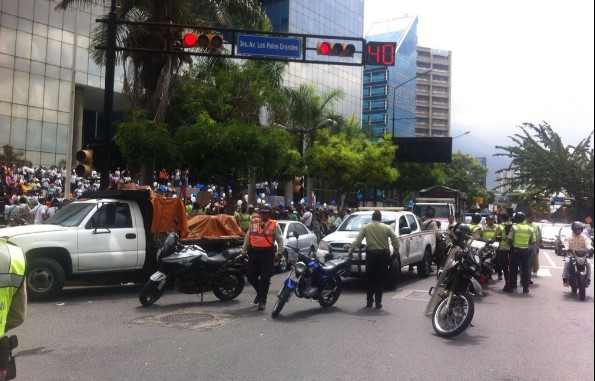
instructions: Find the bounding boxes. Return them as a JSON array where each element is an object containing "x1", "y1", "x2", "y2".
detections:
[
  {"x1": 205, "y1": 254, "x2": 229, "y2": 267},
  {"x1": 321, "y1": 259, "x2": 350, "y2": 275}
]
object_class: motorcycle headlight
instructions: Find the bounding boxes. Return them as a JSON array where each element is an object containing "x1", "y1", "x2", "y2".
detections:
[
  {"x1": 318, "y1": 240, "x2": 329, "y2": 251},
  {"x1": 294, "y1": 262, "x2": 307, "y2": 275}
]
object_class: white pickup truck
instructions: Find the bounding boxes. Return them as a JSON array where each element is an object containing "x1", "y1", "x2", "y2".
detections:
[
  {"x1": 0, "y1": 189, "x2": 196, "y2": 301},
  {"x1": 316, "y1": 209, "x2": 436, "y2": 289}
]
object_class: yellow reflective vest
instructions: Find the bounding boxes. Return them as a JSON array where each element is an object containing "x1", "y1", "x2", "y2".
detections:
[
  {"x1": 0, "y1": 242, "x2": 26, "y2": 334},
  {"x1": 512, "y1": 223, "x2": 533, "y2": 249}
]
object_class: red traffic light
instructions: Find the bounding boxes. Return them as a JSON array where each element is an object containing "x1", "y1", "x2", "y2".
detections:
[
  {"x1": 316, "y1": 42, "x2": 355, "y2": 57},
  {"x1": 182, "y1": 33, "x2": 224, "y2": 49}
]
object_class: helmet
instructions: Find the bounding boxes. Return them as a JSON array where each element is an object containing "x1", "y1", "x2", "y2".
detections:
[
  {"x1": 453, "y1": 223, "x2": 472, "y2": 242},
  {"x1": 513, "y1": 212, "x2": 525, "y2": 223},
  {"x1": 571, "y1": 221, "x2": 584, "y2": 231},
  {"x1": 259, "y1": 204, "x2": 272, "y2": 213},
  {"x1": 471, "y1": 213, "x2": 482, "y2": 223}
]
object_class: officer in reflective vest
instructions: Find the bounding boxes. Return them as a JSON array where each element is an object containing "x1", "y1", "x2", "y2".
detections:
[
  {"x1": 494, "y1": 213, "x2": 513, "y2": 284},
  {"x1": 0, "y1": 240, "x2": 26, "y2": 381},
  {"x1": 507, "y1": 212, "x2": 535, "y2": 293},
  {"x1": 0, "y1": 240, "x2": 26, "y2": 336},
  {"x1": 241, "y1": 204, "x2": 284, "y2": 311}
]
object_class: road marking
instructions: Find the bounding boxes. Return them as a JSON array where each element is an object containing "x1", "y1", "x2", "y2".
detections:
[
  {"x1": 535, "y1": 269, "x2": 552, "y2": 277},
  {"x1": 543, "y1": 251, "x2": 558, "y2": 268},
  {"x1": 392, "y1": 289, "x2": 417, "y2": 299}
]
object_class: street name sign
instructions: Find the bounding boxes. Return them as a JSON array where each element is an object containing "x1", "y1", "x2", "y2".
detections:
[{"x1": 237, "y1": 34, "x2": 301, "y2": 59}]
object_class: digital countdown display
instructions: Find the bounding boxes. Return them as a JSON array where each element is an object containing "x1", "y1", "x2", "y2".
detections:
[{"x1": 364, "y1": 42, "x2": 397, "y2": 66}]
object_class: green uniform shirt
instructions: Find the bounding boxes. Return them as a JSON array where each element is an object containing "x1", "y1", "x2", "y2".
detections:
[{"x1": 349, "y1": 221, "x2": 400, "y2": 254}]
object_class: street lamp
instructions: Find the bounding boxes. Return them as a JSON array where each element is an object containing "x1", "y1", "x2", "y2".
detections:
[
  {"x1": 452, "y1": 131, "x2": 471, "y2": 139},
  {"x1": 391, "y1": 69, "x2": 432, "y2": 136}
]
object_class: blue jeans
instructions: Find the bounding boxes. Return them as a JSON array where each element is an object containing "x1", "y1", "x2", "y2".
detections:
[{"x1": 527, "y1": 243, "x2": 537, "y2": 277}]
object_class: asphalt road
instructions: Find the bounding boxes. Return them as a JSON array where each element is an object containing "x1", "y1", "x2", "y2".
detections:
[{"x1": 11, "y1": 248, "x2": 594, "y2": 381}]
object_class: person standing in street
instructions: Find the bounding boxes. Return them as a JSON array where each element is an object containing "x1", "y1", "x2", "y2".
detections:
[
  {"x1": 507, "y1": 212, "x2": 535, "y2": 293},
  {"x1": 524, "y1": 212, "x2": 541, "y2": 283},
  {"x1": 301, "y1": 206, "x2": 313, "y2": 229},
  {"x1": 494, "y1": 213, "x2": 513, "y2": 284},
  {"x1": 348, "y1": 211, "x2": 400, "y2": 309},
  {"x1": 0, "y1": 239, "x2": 27, "y2": 381},
  {"x1": 241, "y1": 204, "x2": 284, "y2": 311}
]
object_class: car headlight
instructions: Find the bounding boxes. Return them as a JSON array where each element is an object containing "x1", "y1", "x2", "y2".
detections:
[
  {"x1": 318, "y1": 240, "x2": 329, "y2": 251},
  {"x1": 294, "y1": 262, "x2": 307, "y2": 275}
]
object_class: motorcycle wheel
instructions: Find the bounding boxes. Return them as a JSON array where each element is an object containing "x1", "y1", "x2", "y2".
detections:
[
  {"x1": 272, "y1": 285, "x2": 291, "y2": 318},
  {"x1": 571, "y1": 278, "x2": 578, "y2": 294},
  {"x1": 578, "y1": 276, "x2": 586, "y2": 301},
  {"x1": 432, "y1": 293, "x2": 475, "y2": 338},
  {"x1": 139, "y1": 280, "x2": 164, "y2": 306},
  {"x1": 212, "y1": 268, "x2": 245, "y2": 301},
  {"x1": 318, "y1": 277, "x2": 343, "y2": 308}
]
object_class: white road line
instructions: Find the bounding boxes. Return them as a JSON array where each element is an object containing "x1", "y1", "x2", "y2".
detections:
[{"x1": 543, "y1": 251, "x2": 557, "y2": 267}]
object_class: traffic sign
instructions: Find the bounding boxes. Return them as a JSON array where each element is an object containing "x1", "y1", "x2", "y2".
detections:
[{"x1": 237, "y1": 34, "x2": 301, "y2": 59}]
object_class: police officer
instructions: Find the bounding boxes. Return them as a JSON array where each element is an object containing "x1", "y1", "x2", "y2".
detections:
[
  {"x1": 507, "y1": 212, "x2": 535, "y2": 293},
  {"x1": 348, "y1": 211, "x2": 400, "y2": 309},
  {"x1": 0, "y1": 240, "x2": 26, "y2": 381},
  {"x1": 241, "y1": 204, "x2": 284, "y2": 310},
  {"x1": 469, "y1": 213, "x2": 483, "y2": 240},
  {"x1": 494, "y1": 213, "x2": 513, "y2": 284}
]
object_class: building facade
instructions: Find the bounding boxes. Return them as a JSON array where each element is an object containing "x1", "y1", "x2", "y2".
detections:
[
  {"x1": 362, "y1": 15, "x2": 418, "y2": 140},
  {"x1": 415, "y1": 46, "x2": 451, "y2": 137},
  {"x1": 259, "y1": 0, "x2": 364, "y2": 120},
  {"x1": 0, "y1": 0, "x2": 123, "y2": 168}
]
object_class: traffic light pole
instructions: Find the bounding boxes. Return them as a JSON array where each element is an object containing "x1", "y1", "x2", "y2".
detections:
[{"x1": 100, "y1": 0, "x2": 117, "y2": 190}]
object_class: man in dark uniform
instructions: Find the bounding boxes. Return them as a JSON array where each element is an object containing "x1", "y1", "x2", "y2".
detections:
[{"x1": 241, "y1": 204, "x2": 284, "y2": 310}]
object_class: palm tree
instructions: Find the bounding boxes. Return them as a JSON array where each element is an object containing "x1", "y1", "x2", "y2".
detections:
[
  {"x1": 280, "y1": 84, "x2": 344, "y2": 204},
  {"x1": 56, "y1": 0, "x2": 271, "y2": 184}
]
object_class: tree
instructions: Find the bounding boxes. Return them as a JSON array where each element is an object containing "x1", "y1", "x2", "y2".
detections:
[
  {"x1": 173, "y1": 112, "x2": 301, "y2": 213},
  {"x1": 0, "y1": 145, "x2": 29, "y2": 166},
  {"x1": 56, "y1": 0, "x2": 271, "y2": 185},
  {"x1": 441, "y1": 152, "x2": 489, "y2": 209},
  {"x1": 495, "y1": 121, "x2": 594, "y2": 220},
  {"x1": 391, "y1": 162, "x2": 446, "y2": 205}
]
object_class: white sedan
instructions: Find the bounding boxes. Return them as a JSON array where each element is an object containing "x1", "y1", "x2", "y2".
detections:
[{"x1": 275, "y1": 220, "x2": 318, "y2": 272}]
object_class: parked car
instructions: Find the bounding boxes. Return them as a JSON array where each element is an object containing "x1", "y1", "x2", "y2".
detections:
[
  {"x1": 541, "y1": 224, "x2": 567, "y2": 248},
  {"x1": 275, "y1": 220, "x2": 318, "y2": 272}
]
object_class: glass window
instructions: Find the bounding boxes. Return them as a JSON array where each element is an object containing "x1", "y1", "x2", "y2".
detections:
[
  {"x1": 33, "y1": 0, "x2": 50, "y2": 24},
  {"x1": 58, "y1": 80, "x2": 71, "y2": 112},
  {"x1": 371, "y1": 85, "x2": 386, "y2": 96},
  {"x1": 370, "y1": 99, "x2": 386, "y2": 110},
  {"x1": 41, "y1": 122, "x2": 57, "y2": 152},
  {"x1": 43, "y1": 77, "x2": 59, "y2": 110},
  {"x1": 0, "y1": 27, "x2": 17, "y2": 55},
  {"x1": 12, "y1": 71, "x2": 29, "y2": 104},
  {"x1": 0, "y1": 67, "x2": 13, "y2": 102},
  {"x1": 10, "y1": 117, "x2": 28, "y2": 149},
  {"x1": 294, "y1": 223, "x2": 308, "y2": 236},
  {"x1": 46, "y1": 39, "x2": 61, "y2": 66},
  {"x1": 398, "y1": 216, "x2": 408, "y2": 231},
  {"x1": 15, "y1": 31, "x2": 32, "y2": 59},
  {"x1": 86, "y1": 203, "x2": 133, "y2": 229},
  {"x1": 0, "y1": 115, "x2": 10, "y2": 139},
  {"x1": 25, "y1": 119, "x2": 42, "y2": 150},
  {"x1": 28, "y1": 74, "x2": 44, "y2": 108},
  {"x1": 406, "y1": 213, "x2": 418, "y2": 230},
  {"x1": 61, "y1": 42, "x2": 73, "y2": 69},
  {"x1": 56, "y1": 124, "x2": 68, "y2": 154}
]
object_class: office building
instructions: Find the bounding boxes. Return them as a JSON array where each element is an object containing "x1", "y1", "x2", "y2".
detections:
[
  {"x1": 259, "y1": 0, "x2": 364, "y2": 120},
  {"x1": 415, "y1": 46, "x2": 451, "y2": 137},
  {"x1": 0, "y1": 1, "x2": 123, "y2": 167}
]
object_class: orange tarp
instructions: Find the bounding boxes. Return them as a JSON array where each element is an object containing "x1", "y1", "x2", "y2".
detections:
[
  {"x1": 117, "y1": 183, "x2": 188, "y2": 237},
  {"x1": 185, "y1": 214, "x2": 245, "y2": 241}
]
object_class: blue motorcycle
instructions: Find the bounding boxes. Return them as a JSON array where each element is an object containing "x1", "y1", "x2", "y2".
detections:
[{"x1": 271, "y1": 233, "x2": 351, "y2": 318}]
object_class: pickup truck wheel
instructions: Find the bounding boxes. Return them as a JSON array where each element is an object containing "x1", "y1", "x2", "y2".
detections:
[
  {"x1": 417, "y1": 247, "x2": 433, "y2": 278},
  {"x1": 26, "y1": 257, "x2": 65, "y2": 301},
  {"x1": 385, "y1": 258, "x2": 401, "y2": 290}
]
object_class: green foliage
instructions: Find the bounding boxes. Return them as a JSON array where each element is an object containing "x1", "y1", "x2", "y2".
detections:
[
  {"x1": 113, "y1": 110, "x2": 173, "y2": 177},
  {"x1": 441, "y1": 152, "x2": 489, "y2": 208},
  {"x1": 0, "y1": 145, "x2": 29, "y2": 166},
  {"x1": 392, "y1": 162, "x2": 446, "y2": 203},
  {"x1": 495, "y1": 121, "x2": 594, "y2": 219}
]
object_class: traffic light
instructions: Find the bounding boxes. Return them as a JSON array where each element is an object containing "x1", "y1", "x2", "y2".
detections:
[
  {"x1": 293, "y1": 176, "x2": 304, "y2": 193},
  {"x1": 316, "y1": 41, "x2": 355, "y2": 57},
  {"x1": 75, "y1": 149, "x2": 93, "y2": 177},
  {"x1": 182, "y1": 33, "x2": 224, "y2": 49}
]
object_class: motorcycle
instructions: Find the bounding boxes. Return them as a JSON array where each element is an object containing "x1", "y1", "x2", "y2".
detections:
[
  {"x1": 139, "y1": 230, "x2": 245, "y2": 306},
  {"x1": 271, "y1": 232, "x2": 351, "y2": 318},
  {"x1": 433, "y1": 230, "x2": 448, "y2": 268},
  {"x1": 562, "y1": 248, "x2": 593, "y2": 301},
  {"x1": 470, "y1": 239, "x2": 497, "y2": 285},
  {"x1": 425, "y1": 224, "x2": 485, "y2": 337}
]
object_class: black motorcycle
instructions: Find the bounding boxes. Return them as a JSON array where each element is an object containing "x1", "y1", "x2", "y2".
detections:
[
  {"x1": 563, "y1": 248, "x2": 593, "y2": 301},
  {"x1": 272, "y1": 233, "x2": 351, "y2": 318},
  {"x1": 426, "y1": 224, "x2": 485, "y2": 337},
  {"x1": 139, "y1": 231, "x2": 245, "y2": 306}
]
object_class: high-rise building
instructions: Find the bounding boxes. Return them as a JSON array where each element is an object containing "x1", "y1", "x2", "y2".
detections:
[
  {"x1": 415, "y1": 46, "x2": 452, "y2": 137},
  {"x1": 258, "y1": 0, "x2": 364, "y2": 120},
  {"x1": 362, "y1": 16, "x2": 418, "y2": 140},
  {"x1": 0, "y1": 1, "x2": 124, "y2": 167}
]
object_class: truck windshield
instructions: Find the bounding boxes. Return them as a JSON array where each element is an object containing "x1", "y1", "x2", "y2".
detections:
[
  {"x1": 338, "y1": 214, "x2": 395, "y2": 231},
  {"x1": 413, "y1": 204, "x2": 451, "y2": 219},
  {"x1": 44, "y1": 203, "x2": 97, "y2": 227}
]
